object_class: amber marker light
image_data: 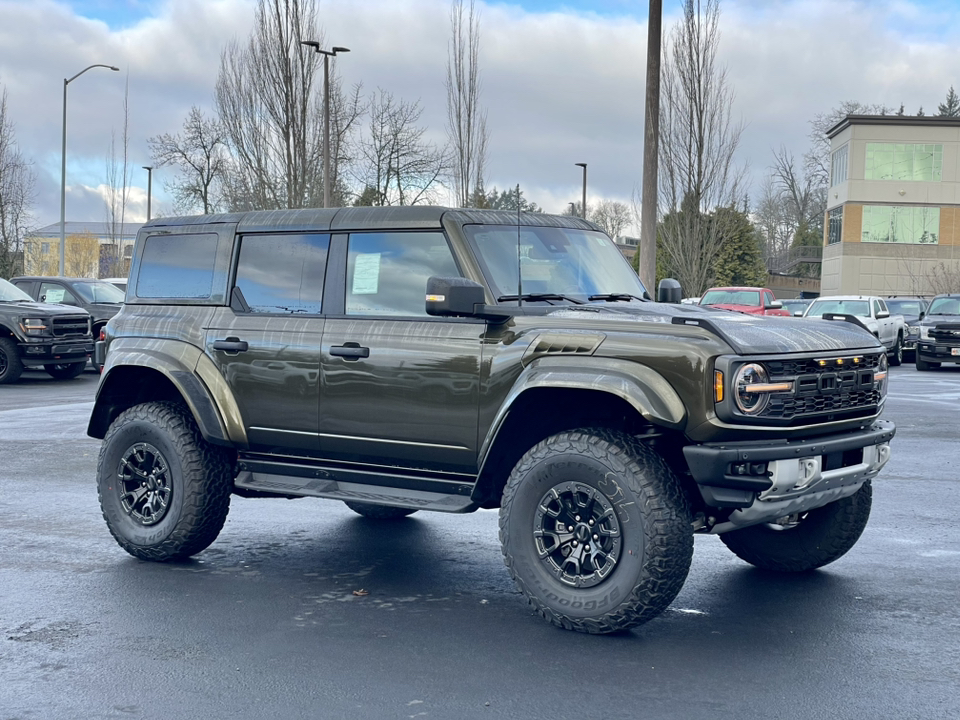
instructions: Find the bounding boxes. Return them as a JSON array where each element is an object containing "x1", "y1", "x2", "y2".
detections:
[{"x1": 714, "y1": 370, "x2": 724, "y2": 402}]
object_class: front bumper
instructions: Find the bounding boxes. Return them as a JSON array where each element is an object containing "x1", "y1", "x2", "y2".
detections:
[
  {"x1": 683, "y1": 420, "x2": 895, "y2": 518},
  {"x1": 19, "y1": 338, "x2": 93, "y2": 366},
  {"x1": 917, "y1": 342, "x2": 960, "y2": 363}
]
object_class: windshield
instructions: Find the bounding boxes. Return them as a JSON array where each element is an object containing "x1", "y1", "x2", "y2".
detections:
[
  {"x1": 886, "y1": 299, "x2": 925, "y2": 316},
  {"x1": 0, "y1": 278, "x2": 33, "y2": 302},
  {"x1": 927, "y1": 297, "x2": 960, "y2": 315},
  {"x1": 806, "y1": 299, "x2": 870, "y2": 318},
  {"x1": 462, "y1": 225, "x2": 647, "y2": 302},
  {"x1": 700, "y1": 290, "x2": 760, "y2": 306},
  {"x1": 72, "y1": 280, "x2": 126, "y2": 304}
]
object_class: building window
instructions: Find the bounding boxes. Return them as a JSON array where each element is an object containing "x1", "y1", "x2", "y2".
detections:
[
  {"x1": 827, "y1": 206, "x2": 843, "y2": 245},
  {"x1": 865, "y1": 143, "x2": 942, "y2": 182},
  {"x1": 830, "y1": 144, "x2": 848, "y2": 186},
  {"x1": 41, "y1": 242, "x2": 51, "y2": 255},
  {"x1": 861, "y1": 206, "x2": 940, "y2": 244}
]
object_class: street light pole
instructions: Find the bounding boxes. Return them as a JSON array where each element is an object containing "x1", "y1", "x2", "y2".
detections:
[
  {"x1": 59, "y1": 64, "x2": 119, "y2": 276},
  {"x1": 300, "y1": 42, "x2": 350, "y2": 208},
  {"x1": 575, "y1": 163, "x2": 587, "y2": 220},
  {"x1": 142, "y1": 166, "x2": 153, "y2": 221}
]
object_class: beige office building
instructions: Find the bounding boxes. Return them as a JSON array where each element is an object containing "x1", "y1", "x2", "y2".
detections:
[{"x1": 822, "y1": 114, "x2": 960, "y2": 296}]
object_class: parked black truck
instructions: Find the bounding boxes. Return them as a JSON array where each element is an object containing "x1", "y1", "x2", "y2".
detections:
[{"x1": 87, "y1": 208, "x2": 895, "y2": 633}]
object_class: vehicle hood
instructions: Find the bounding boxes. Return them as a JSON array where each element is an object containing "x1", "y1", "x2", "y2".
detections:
[
  {"x1": 88, "y1": 303, "x2": 122, "y2": 319},
  {"x1": 1, "y1": 300, "x2": 91, "y2": 317},
  {"x1": 548, "y1": 302, "x2": 882, "y2": 355},
  {"x1": 920, "y1": 314, "x2": 960, "y2": 327}
]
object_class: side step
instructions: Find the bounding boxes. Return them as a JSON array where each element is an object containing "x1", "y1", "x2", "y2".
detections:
[{"x1": 234, "y1": 471, "x2": 479, "y2": 513}]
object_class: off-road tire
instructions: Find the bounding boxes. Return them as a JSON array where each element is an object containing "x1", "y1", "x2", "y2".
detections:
[
  {"x1": 889, "y1": 335, "x2": 903, "y2": 366},
  {"x1": 0, "y1": 337, "x2": 24, "y2": 384},
  {"x1": 44, "y1": 361, "x2": 86, "y2": 379},
  {"x1": 499, "y1": 428, "x2": 693, "y2": 634},
  {"x1": 343, "y1": 502, "x2": 418, "y2": 519},
  {"x1": 916, "y1": 356, "x2": 939, "y2": 371},
  {"x1": 97, "y1": 401, "x2": 233, "y2": 561},
  {"x1": 719, "y1": 481, "x2": 872, "y2": 572}
]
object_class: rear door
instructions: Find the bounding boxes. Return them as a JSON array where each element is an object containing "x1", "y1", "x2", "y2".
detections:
[
  {"x1": 205, "y1": 232, "x2": 330, "y2": 455},
  {"x1": 317, "y1": 230, "x2": 483, "y2": 474}
]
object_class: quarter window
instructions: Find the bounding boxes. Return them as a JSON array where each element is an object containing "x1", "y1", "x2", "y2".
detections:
[
  {"x1": 345, "y1": 232, "x2": 460, "y2": 317},
  {"x1": 137, "y1": 233, "x2": 219, "y2": 298},
  {"x1": 234, "y1": 234, "x2": 329, "y2": 314}
]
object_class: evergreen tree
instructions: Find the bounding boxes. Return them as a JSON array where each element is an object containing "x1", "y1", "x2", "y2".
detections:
[
  {"x1": 483, "y1": 186, "x2": 542, "y2": 212},
  {"x1": 917, "y1": 106, "x2": 925, "y2": 117},
  {"x1": 938, "y1": 86, "x2": 960, "y2": 117},
  {"x1": 896, "y1": 103, "x2": 905, "y2": 116},
  {"x1": 711, "y1": 206, "x2": 767, "y2": 287}
]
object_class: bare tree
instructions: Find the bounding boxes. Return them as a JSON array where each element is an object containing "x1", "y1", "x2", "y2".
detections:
[
  {"x1": 753, "y1": 175, "x2": 793, "y2": 272},
  {"x1": 591, "y1": 199, "x2": 632, "y2": 239},
  {"x1": 355, "y1": 90, "x2": 449, "y2": 206},
  {"x1": 446, "y1": 0, "x2": 488, "y2": 208},
  {"x1": 927, "y1": 261, "x2": 960, "y2": 294},
  {"x1": 148, "y1": 106, "x2": 229, "y2": 214},
  {"x1": 0, "y1": 85, "x2": 34, "y2": 278},
  {"x1": 216, "y1": 0, "x2": 337, "y2": 210},
  {"x1": 804, "y1": 101, "x2": 891, "y2": 189},
  {"x1": 103, "y1": 75, "x2": 131, "y2": 277},
  {"x1": 657, "y1": 0, "x2": 746, "y2": 296}
]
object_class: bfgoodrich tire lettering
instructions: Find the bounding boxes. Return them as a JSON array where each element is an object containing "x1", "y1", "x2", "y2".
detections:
[
  {"x1": 499, "y1": 429, "x2": 693, "y2": 634},
  {"x1": 719, "y1": 481, "x2": 872, "y2": 572},
  {"x1": 97, "y1": 401, "x2": 233, "y2": 561}
]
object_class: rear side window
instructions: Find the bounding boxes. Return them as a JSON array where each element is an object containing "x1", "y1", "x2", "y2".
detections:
[
  {"x1": 234, "y1": 234, "x2": 329, "y2": 314},
  {"x1": 136, "y1": 233, "x2": 218, "y2": 298}
]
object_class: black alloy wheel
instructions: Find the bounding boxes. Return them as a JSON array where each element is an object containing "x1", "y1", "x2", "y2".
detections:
[{"x1": 117, "y1": 442, "x2": 173, "y2": 526}]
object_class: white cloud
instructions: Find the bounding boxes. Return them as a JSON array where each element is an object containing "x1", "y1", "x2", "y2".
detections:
[{"x1": 0, "y1": 0, "x2": 957, "y2": 229}]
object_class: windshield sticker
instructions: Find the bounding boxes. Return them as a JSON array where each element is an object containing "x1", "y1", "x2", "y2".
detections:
[
  {"x1": 43, "y1": 287, "x2": 66, "y2": 303},
  {"x1": 352, "y1": 253, "x2": 381, "y2": 295}
]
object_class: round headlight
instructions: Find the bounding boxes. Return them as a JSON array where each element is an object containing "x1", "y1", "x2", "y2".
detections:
[{"x1": 734, "y1": 363, "x2": 770, "y2": 415}]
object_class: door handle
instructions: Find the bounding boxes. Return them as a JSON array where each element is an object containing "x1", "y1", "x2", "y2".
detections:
[
  {"x1": 213, "y1": 337, "x2": 249, "y2": 353},
  {"x1": 330, "y1": 344, "x2": 370, "y2": 359}
]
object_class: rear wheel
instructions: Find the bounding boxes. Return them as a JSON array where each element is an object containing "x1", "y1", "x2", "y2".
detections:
[
  {"x1": 0, "y1": 337, "x2": 24, "y2": 384},
  {"x1": 44, "y1": 361, "x2": 86, "y2": 379},
  {"x1": 97, "y1": 402, "x2": 233, "y2": 561},
  {"x1": 499, "y1": 429, "x2": 693, "y2": 634},
  {"x1": 343, "y1": 502, "x2": 418, "y2": 519},
  {"x1": 719, "y1": 481, "x2": 872, "y2": 572}
]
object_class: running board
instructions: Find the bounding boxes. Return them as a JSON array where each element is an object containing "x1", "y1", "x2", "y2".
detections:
[{"x1": 234, "y1": 471, "x2": 479, "y2": 513}]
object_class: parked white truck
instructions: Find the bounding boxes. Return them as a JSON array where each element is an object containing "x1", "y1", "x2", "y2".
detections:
[{"x1": 803, "y1": 295, "x2": 906, "y2": 365}]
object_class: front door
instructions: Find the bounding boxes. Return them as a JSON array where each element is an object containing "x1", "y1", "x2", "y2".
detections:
[
  {"x1": 206, "y1": 232, "x2": 330, "y2": 455},
  {"x1": 318, "y1": 230, "x2": 483, "y2": 474}
]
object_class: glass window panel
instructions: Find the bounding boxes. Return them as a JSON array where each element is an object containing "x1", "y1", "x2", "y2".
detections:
[
  {"x1": 137, "y1": 233, "x2": 218, "y2": 298},
  {"x1": 865, "y1": 143, "x2": 943, "y2": 181},
  {"x1": 235, "y1": 233, "x2": 328, "y2": 314},
  {"x1": 861, "y1": 206, "x2": 940, "y2": 244},
  {"x1": 345, "y1": 232, "x2": 460, "y2": 317}
]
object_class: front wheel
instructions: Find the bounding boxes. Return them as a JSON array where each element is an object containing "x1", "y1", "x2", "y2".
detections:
[
  {"x1": 97, "y1": 402, "x2": 233, "y2": 561},
  {"x1": 889, "y1": 335, "x2": 903, "y2": 366},
  {"x1": 0, "y1": 337, "x2": 24, "y2": 384},
  {"x1": 719, "y1": 481, "x2": 872, "y2": 572},
  {"x1": 916, "y1": 356, "x2": 939, "y2": 371},
  {"x1": 44, "y1": 361, "x2": 86, "y2": 379},
  {"x1": 343, "y1": 502, "x2": 418, "y2": 519},
  {"x1": 499, "y1": 429, "x2": 693, "y2": 634}
]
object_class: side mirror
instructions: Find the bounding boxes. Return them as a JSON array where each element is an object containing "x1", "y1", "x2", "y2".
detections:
[
  {"x1": 765, "y1": 300, "x2": 783, "y2": 310},
  {"x1": 657, "y1": 278, "x2": 682, "y2": 304},
  {"x1": 876, "y1": 310, "x2": 890, "y2": 319},
  {"x1": 425, "y1": 276, "x2": 486, "y2": 317},
  {"x1": 919, "y1": 311, "x2": 925, "y2": 320}
]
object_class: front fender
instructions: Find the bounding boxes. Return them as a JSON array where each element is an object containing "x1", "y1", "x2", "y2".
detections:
[{"x1": 477, "y1": 355, "x2": 686, "y2": 470}]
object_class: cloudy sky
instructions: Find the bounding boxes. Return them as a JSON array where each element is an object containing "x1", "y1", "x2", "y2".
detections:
[{"x1": 1, "y1": 0, "x2": 958, "y2": 231}]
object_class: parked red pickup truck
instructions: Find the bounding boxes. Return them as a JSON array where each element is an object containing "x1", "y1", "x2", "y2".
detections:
[{"x1": 698, "y1": 286, "x2": 791, "y2": 317}]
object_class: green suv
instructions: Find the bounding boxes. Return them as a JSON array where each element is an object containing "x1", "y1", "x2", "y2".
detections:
[{"x1": 88, "y1": 207, "x2": 895, "y2": 633}]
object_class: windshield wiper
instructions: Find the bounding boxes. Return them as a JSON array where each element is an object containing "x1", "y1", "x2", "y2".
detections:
[
  {"x1": 588, "y1": 293, "x2": 646, "y2": 303},
  {"x1": 497, "y1": 293, "x2": 585, "y2": 305}
]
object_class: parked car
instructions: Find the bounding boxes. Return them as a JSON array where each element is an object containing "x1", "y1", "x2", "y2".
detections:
[
  {"x1": 680, "y1": 296, "x2": 701, "y2": 305},
  {"x1": 914, "y1": 293, "x2": 960, "y2": 371},
  {"x1": 803, "y1": 295, "x2": 906, "y2": 365},
  {"x1": 698, "y1": 286, "x2": 790, "y2": 316},
  {"x1": 86, "y1": 206, "x2": 895, "y2": 635},
  {"x1": 884, "y1": 296, "x2": 929, "y2": 360},
  {"x1": 0, "y1": 277, "x2": 93, "y2": 384},
  {"x1": 780, "y1": 298, "x2": 813, "y2": 316},
  {"x1": 11, "y1": 276, "x2": 125, "y2": 370},
  {"x1": 100, "y1": 277, "x2": 128, "y2": 292}
]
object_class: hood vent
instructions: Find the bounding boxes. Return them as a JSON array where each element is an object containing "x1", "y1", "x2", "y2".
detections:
[{"x1": 522, "y1": 332, "x2": 605, "y2": 366}]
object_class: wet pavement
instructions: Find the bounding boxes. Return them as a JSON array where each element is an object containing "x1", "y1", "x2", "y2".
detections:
[{"x1": 1, "y1": 366, "x2": 958, "y2": 719}]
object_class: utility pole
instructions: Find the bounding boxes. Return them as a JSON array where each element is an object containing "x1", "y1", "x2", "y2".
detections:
[
  {"x1": 575, "y1": 163, "x2": 587, "y2": 220},
  {"x1": 639, "y1": 0, "x2": 662, "y2": 293}
]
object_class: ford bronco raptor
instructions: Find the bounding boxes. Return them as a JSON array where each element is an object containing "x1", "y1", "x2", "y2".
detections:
[{"x1": 88, "y1": 207, "x2": 895, "y2": 634}]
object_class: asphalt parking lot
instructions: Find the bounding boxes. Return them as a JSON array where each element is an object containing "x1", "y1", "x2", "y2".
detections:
[{"x1": 1, "y1": 365, "x2": 958, "y2": 719}]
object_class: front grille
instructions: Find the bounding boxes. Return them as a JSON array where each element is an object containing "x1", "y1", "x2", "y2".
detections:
[
  {"x1": 51, "y1": 315, "x2": 90, "y2": 337},
  {"x1": 929, "y1": 324, "x2": 960, "y2": 344},
  {"x1": 759, "y1": 353, "x2": 882, "y2": 423}
]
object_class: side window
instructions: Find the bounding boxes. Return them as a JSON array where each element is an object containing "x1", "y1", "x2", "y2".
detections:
[
  {"x1": 873, "y1": 299, "x2": 883, "y2": 316},
  {"x1": 234, "y1": 234, "x2": 329, "y2": 314},
  {"x1": 763, "y1": 292, "x2": 774, "y2": 307},
  {"x1": 136, "y1": 233, "x2": 218, "y2": 298},
  {"x1": 40, "y1": 283, "x2": 78, "y2": 306},
  {"x1": 345, "y1": 232, "x2": 460, "y2": 317}
]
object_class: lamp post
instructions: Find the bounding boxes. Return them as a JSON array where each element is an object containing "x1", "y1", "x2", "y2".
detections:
[
  {"x1": 568, "y1": 202, "x2": 576, "y2": 216},
  {"x1": 575, "y1": 162, "x2": 587, "y2": 219},
  {"x1": 59, "y1": 64, "x2": 119, "y2": 276},
  {"x1": 300, "y1": 42, "x2": 350, "y2": 209},
  {"x1": 142, "y1": 166, "x2": 153, "y2": 221}
]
